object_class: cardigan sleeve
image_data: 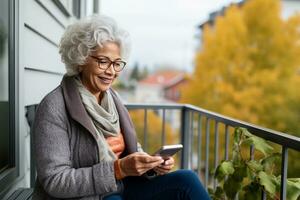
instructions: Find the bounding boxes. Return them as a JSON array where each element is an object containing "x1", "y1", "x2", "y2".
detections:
[{"x1": 33, "y1": 93, "x2": 119, "y2": 198}]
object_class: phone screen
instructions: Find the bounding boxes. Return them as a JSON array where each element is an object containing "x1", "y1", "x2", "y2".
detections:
[{"x1": 153, "y1": 144, "x2": 183, "y2": 158}]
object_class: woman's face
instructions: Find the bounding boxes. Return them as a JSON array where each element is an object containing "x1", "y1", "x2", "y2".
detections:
[{"x1": 80, "y1": 42, "x2": 122, "y2": 100}]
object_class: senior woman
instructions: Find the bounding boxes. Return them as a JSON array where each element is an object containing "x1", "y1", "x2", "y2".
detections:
[{"x1": 32, "y1": 15, "x2": 210, "y2": 200}]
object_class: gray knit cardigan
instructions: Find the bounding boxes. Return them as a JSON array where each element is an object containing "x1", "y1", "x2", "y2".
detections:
[{"x1": 32, "y1": 76, "x2": 138, "y2": 200}]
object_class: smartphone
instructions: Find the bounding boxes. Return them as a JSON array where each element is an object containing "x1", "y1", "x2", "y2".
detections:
[{"x1": 152, "y1": 144, "x2": 183, "y2": 159}]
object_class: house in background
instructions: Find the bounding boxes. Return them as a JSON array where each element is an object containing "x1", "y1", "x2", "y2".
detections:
[
  {"x1": 135, "y1": 70, "x2": 187, "y2": 103},
  {"x1": 163, "y1": 74, "x2": 188, "y2": 102},
  {"x1": 134, "y1": 70, "x2": 187, "y2": 131},
  {"x1": 0, "y1": 0, "x2": 100, "y2": 199}
]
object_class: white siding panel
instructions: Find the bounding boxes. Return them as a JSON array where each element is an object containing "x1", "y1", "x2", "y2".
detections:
[
  {"x1": 24, "y1": 27, "x2": 65, "y2": 74},
  {"x1": 24, "y1": 69, "x2": 63, "y2": 105},
  {"x1": 24, "y1": 0, "x2": 65, "y2": 45},
  {"x1": 37, "y1": 0, "x2": 73, "y2": 27}
]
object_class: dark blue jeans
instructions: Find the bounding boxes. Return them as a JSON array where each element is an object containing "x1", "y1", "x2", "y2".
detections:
[{"x1": 103, "y1": 169, "x2": 211, "y2": 200}]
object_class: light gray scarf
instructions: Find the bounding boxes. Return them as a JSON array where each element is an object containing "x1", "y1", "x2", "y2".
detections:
[{"x1": 74, "y1": 77, "x2": 120, "y2": 161}]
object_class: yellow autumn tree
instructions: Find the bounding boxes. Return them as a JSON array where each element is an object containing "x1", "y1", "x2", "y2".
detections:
[
  {"x1": 181, "y1": 0, "x2": 300, "y2": 177},
  {"x1": 128, "y1": 110, "x2": 181, "y2": 168}
]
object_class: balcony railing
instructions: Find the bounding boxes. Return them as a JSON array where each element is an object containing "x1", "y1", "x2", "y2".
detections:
[{"x1": 125, "y1": 103, "x2": 300, "y2": 200}]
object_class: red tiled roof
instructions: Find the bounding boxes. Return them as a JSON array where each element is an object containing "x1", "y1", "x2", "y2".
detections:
[{"x1": 139, "y1": 71, "x2": 185, "y2": 87}]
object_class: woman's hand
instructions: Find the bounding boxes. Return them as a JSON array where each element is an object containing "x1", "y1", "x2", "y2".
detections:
[
  {"x1": 153, "y1": 157, "x2": 175, "y2": 175},
  {"x1": 119, "y1": 152, "x2": 164, "y2": 177}
]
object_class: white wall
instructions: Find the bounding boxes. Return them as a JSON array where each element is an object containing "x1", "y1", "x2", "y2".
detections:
[{"x1": 135, "y1": 84, "x2": 165, "y2": 103}]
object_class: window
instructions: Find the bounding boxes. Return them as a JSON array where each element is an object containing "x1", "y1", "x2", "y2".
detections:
[{"x1": 0, "y1": 0, "x2": 18, "y2": 198}]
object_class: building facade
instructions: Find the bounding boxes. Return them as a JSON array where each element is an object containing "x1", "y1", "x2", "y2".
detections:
[
  {"x1": 0, "y1": 0, "x2": 100, "y2": 198},
  {"x1": 198, "y1": 0, "x2": 300, "y2": 29}
]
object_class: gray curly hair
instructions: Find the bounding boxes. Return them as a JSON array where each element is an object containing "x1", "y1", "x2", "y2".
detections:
[{"x1": 59, "y1": 15, "x2": 131, "y2": 76}]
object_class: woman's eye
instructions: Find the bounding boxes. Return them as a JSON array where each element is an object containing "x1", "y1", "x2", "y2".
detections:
[{"x1": 99, "y1": 60, "x2": 109, "y2": 64}]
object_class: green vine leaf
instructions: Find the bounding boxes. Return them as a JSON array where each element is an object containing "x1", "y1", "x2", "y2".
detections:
[
  {"x1": 232, "y1": 163, "x2": 248, "y2": 182},
  {"x1": 258, "y1": 171, "x2": 277, "y2": 198},
  {"x1": 274, "y1": 177, "x2": 300, "y2": 200},
  {"x1": 215, "y1": 186, "x2": 225, "y2": 199},
  {"x1": 223, "y1": 163, "x2": 248, "y2": 199},
  {"x1": 215, "y1": 161, "x2": 235, "y2": 181},
  {"x1": 243, "y1": 182, "x2": 262, "y2": 200},
  {"x1": 286, "y1": 178, "x2": 300, "y2": 200},
  {"x1": 234, "y1": 127, "x2": 251, "y2": 144},
  {"x1": 234, "y1": 128, "x2": 243, "y2": 145},
  {"x1": 224, "y1": 175, "x2": 242, "y2": 199},
  {"x1": 243, "y1": 136, "x2": 273, "y2": 156},
  {"x1": 246, "y1": 160, "x2": 263, "y2": 172},
  {"x1": 211, "y1": 127, "x2": 299, "y2": 200},
  {"x1": 261, "y1": 153, "x2": 281, "y2": 174},
  {"x1": 239, "y1": 127, "x2": 253, "y2": 137}
]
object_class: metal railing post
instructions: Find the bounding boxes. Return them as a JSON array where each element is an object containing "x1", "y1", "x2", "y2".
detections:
[
  {"x1": 225, "y1": 125, "x2": 229, "y2": 160},
  {"x1": 280, "y1": 146, "x2": 288, "y2": 200},
  {"x1": 213, "y1": 121, "x2": 219, "y2": 190},
  {"x1": 161, "y1": 109, "x2": 166, "y2": 146},
  {"x1": 181, "y1": 107, "x2": 190, "y2": 169},
  {"x1": 205, "y1": 118, "x2": 210, "y2": 188},
  {"x1": 143, "y1": 109, "x2": 148, "y2": 152},
  {"x1": 197, "y1": 114, "x2": 202, "y2": 177}
]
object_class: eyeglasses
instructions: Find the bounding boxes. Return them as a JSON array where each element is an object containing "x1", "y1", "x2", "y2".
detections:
[{"x1": 90, "y1": 55, "x2": 126, "y2": 72}]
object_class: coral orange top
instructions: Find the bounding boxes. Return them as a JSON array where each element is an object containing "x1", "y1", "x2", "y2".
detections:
[
  {"x1": 106, "y1": 133, "x2": 125, "y2": 158},
  {"x1": 106, "y1": 133, "x2": 125, "y2": 180}
]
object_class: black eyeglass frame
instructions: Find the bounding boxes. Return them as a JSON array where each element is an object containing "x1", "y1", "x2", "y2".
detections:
[{"x1": 90, "y1": 55, "x2": 127, "y2": 72}]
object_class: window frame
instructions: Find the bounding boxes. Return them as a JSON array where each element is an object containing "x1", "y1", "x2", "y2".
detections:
[
  {"x1": 0, "y1": 0, "x2": 19, "y2": 198},
  {"x1": 73, "y1": 0, "x2": 81, "y2": 19}
]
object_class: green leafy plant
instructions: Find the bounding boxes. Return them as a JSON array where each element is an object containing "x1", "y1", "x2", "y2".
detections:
[{"x1": 208, "y1": 127, "x2": 300, "y2": 200}]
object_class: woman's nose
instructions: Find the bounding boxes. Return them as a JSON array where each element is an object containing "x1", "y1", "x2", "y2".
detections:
[{"x1": 105, "y1": 63, "x2": 116, "y2": 75}]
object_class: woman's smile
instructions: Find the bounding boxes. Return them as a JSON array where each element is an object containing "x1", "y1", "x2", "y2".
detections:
[{"x1": 98, "y1": 76, "x2": 113, "y2": 84}]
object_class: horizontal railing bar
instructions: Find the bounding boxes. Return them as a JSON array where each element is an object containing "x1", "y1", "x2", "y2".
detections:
[
  {"x1": 126, "y1": 103, "x2": 300, "y2": 151},
  {"x1": 125, "y1": 103, "x2": 183, "y2": 110},
  {"x1": 183, "y1": 104, "x2": 300, "y2": 151}
]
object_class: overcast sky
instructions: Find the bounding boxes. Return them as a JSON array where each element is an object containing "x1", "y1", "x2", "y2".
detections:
[{"x1": 100, "y1": 0, "x2": 241, "y2": 72}]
